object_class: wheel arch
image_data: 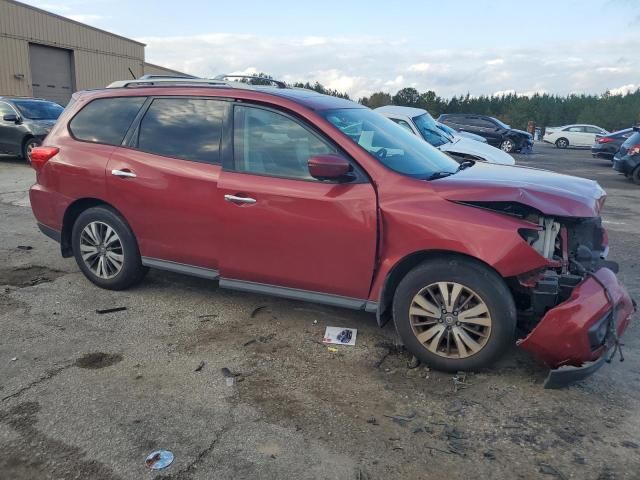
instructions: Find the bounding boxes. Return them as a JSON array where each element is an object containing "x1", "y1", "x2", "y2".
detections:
[
  {"x1": 21, "y1": 134, "x2": 36, "y2": 157},
  {"x1": 60, "y1": 198, "x2": 127, "y2": 257},
  {"x1": 375, "y1": 250, "x2": 505, "y2": 327}
]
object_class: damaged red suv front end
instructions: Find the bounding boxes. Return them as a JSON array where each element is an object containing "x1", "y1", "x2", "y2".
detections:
[{"x1": 433, "y1": 164, "x2": 635, "y2": 387}]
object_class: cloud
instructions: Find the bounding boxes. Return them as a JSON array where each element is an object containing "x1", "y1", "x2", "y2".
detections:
[
  {"x1": 408, "y1": 63, "x2": 431, "y2": 72},
  {"x1": 608, "y1": 84, "x2": 638, "y2": 95},
  {"x1": 140, "y1": 32, "x2": 640, "y2": 99}
]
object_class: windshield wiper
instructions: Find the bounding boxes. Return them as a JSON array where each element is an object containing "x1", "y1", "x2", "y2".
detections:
[{"x1": 426, "y1": 171, "x2": 455, "y2": 180}]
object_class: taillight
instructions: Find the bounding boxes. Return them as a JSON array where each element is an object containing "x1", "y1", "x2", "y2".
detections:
[
  {"x1": 629, "y1": 144, "x2": 640, "y2": 155},
  {"x1": 597, "y1": 137, "x2": 613, "y2": 144},
  {"x1": 30, "y1": 146, "x2": 59, "y2": 170}
]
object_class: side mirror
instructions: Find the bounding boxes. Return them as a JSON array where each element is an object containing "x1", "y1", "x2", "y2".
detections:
[
  {"x1": 3, "y1": 113, "x2": 19, "y2": 123},
  {"x1": 308, "y1": 154, "x2": 351, "y2": 181}
]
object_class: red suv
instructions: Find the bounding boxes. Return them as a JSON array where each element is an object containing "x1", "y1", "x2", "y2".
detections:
[{"x1": 29, "y1": 76, "x2": 635, "y2": 387}]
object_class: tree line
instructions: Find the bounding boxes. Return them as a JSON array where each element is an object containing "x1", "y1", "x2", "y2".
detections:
[{"x1": 240, "y1": 73, "x2": 640, "y2": 131}]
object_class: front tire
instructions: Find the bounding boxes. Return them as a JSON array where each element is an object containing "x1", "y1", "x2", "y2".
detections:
[
  {"x1": 555, "y1": 138, "x2": 569, "y2": 149},
  {"x1": 23, "y1": 138, "x2": 39, "y2": 163},
  {"x1": 500, "y1": 139, "x2": 515, "y2": 153},
  {"x1": 392, "y1": 258, "x2": 516, "y2": 372},
  {"x1": 631, "y1": 166, "x2": 640, "y2": 185},
  {"x1": 71, "y1": 206, "x2": 147, "y2": 290}
]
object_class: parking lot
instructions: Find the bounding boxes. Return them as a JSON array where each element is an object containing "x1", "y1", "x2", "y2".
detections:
[{"x1": 0, "y1": 142, "x2": 638, "y2": 480}]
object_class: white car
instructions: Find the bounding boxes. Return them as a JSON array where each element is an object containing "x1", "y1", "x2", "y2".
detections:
[
  {"x1": 543, "y1": 124, "x2": 609, "y2": 149},
  {"x1": 375, "y1": 106, "x2": 515, "y2": 165}
]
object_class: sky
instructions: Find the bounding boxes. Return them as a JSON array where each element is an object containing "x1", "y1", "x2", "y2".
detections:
[{"x1": 23, "y1": 0, "x2": 640, "y2": 100}]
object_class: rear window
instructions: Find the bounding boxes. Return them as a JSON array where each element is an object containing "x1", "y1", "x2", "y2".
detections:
[{"x1": 69, "y1": 97, "x2": 146, "y2": 145}]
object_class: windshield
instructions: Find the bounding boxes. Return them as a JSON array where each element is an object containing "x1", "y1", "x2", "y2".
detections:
[
  {"x1": 323, "y1": 108, "x2": 459, "y2": 179},
  {"x1": 413, "y1": 113, "x2": 450, "y2": 147},
  {"x1": 13, "y1": 100, "x2": 63, "y2": 120},
  {"x1": 493, "y1": 117, "x2": 511, "y2": 129}
]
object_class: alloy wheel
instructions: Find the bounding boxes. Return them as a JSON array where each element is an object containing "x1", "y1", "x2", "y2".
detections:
[
  {"x1": 409, "y1": 282, "x2": 492, "y2": 359},
  {"x1": 500, "y1": 140, "x2": 514, "y2": 152},
  {"x1": 79, "y1": 221, "x2": 124, "y2": 279},
  {"x1": 25, "y1": 142, "x2": 36, "y2": 162}
]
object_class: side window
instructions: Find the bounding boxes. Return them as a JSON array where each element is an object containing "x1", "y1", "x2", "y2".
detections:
[
  {"x1": 69, "y1": 97, "x2": 146, "y2": 145},
  {"x1": 136, "y1": 98, "x2": 225, "y2": 163},
  {"x1": 233, "y1": 105, "x2": 337, "y2": 180},
  {"x1": 0, "y1": 102, "x2": 16, "y2": 118},
  {"x1": 476, "y1": 118, "x2": 496, "y2": 129},
  {"x1": 584, "y1": 126, "x2": 602, "y2": 134},
  {"x1": 390, "y1": 118, "x2": 415, "y2": 134},
  {"x1": 565, "y1": 126, "x2": 584, "y2": 132}
]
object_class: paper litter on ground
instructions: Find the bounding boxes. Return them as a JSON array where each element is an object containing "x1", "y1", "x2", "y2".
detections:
[{"x1": 323, "y1": 326, "x2": 357, "y2": 346}]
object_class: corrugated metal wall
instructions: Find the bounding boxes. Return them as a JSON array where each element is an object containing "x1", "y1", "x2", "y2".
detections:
[{"x1": 0, "y1": 0, "x2": 145, "y2": 97}]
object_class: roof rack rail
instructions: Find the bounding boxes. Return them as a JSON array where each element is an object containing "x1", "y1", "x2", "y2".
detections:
[
  {"x1": 138, "y1": 73, "x2": 198, "y2": 80},
  {"x1": 213, "y1": 74, "x2": 287, "y2": 89},
  {"x1": 107, "y1": 77, "x2": 237, "y2": 88}
]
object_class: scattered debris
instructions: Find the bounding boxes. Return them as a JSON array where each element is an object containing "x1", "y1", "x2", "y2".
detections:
[
  {"x1": 572, "y1": 454, "x2": 586, "y2": 465},
  {"x1": 366, "y1": 416, "x2": 378, "y2": 425},
  {"x1": 323, "y1": 327, "x2": 357, "y2": 346},
  {"x1": 424, "y1": 445, "x2": 453, "y2": 455},
  {"x1": 221, "y1": 367, "x2": 241, "y2": 386},
  {"x1": 407, "y1": 356, "x2": 420, "y2": 369},
  {"x1": 483, "y1": 451, "x2": 496, "y2": 460},
  {"x1": 313, "y1": 319, "x2": 318, "y2": 325},
  {"x1": 95, "y1": 306, "x2": 127, "y2": 314},
  {"x1": 250, "y1": 305, "x2": 269, "y2": 318},
  {"x1": 195, "y1": 361, "x2": 205, "y2": 372},
  {"x1": 621, "y1": 440, "x2": 639, "y2": 449},
  {"x1": 373, "y1": 341, "x2": 404, "y2": 369},
  {"x1": 537, "y1": 462, "x2": 567, "y2": 479},
  {"x1": 243, "y1": 338, "x2": 257, "y2": 347},
  {"x1": 198, "y1": 314, "x2": 218, "y2": 321},
  {"x1": 384, "y1": 411, "x2": 416, "y2": 426},
  {"x1": 17, "y1": 245, "x2": 32, "y2": 250},
  {"x1": 145, "y1": 450, "x2": 174, "y2": 470},
  {"x1": 327, "y1": 347, "x2": 338, "y2": 353},
  {"x1": 452, "y1": 372, "x2": 469, "y2": 392},
  {"x1": 10, "y1": 357, "x2": 17, "y2": 362}
]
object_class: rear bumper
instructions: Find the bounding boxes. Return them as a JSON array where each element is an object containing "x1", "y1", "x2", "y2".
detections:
[
  {"x1": 517, "y1": 268, "x2": 635, "y2": 377},
  {"x1": 613, "y1": 155, "x2": 638, "y2": 175},
  {"x1": 591, "y1": 146, "x2": 614, "y2": 158}
]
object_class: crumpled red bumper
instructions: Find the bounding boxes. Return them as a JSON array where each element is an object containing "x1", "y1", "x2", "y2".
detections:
[{"x1": 517, "y1": 267, "x2": 635, "y2": 368}]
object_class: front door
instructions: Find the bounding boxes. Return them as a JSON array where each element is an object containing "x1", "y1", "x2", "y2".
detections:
[
  {"x1": 106, "y1": 97, "x2": 227, "y2": 270},
  {"x1": 218, "y1": 104, "x2": 378, "y2": 301},
  {"x1": 0, "y1": 101, "x2": 21, "y2": 155}
]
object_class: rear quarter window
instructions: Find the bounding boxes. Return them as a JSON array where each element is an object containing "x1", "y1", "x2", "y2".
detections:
[
  {"x1": 69, "y1": 97, "x2": 146, "y2": 145},
  {"x1": 622, "y1": 131, "x2": 640, "y2": 147}
]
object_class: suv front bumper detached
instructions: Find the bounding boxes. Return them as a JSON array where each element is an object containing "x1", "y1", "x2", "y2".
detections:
[{"x1": 517, "y1": 267, "x2": 635, "y2": 388}]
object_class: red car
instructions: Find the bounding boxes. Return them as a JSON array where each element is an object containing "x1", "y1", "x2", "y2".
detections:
[{"x1": 29, "y1": 76, "x2": 635, "y2": 388}]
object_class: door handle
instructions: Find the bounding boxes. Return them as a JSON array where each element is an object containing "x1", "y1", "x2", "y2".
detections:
[
  {"x1": 224, "y1": 194, "x2": 256, "y2": 204},
  {"x1": 111, "y1": 169, "x2": 136, "y2": 178}
]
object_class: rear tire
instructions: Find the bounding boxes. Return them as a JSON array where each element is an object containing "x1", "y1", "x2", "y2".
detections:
[
  {"x1": 631, "y1": 166, "x2": 640, "y2": 185},
  {"x1": 71, "y1": 206, "x2": 147, "y2": 290},
  {"x1": 555, "y1": 138, "x2": 569, "y2": 149},
  {"x1": 22, "y1": 138, "x2": 39, "y2": 163},
  {"x1": 392, "y1": 257, "x2": 516, "y2": 372}
]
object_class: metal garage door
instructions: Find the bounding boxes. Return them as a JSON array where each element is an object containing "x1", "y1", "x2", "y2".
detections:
[{"x1": 29, "y1": 43, "x2": 74, "y2": 106}]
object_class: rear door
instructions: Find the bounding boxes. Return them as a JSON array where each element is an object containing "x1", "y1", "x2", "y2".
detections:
[
  {"x1": 106, "y1": 96, "x2": 226, "y2": 271},
  {"x1": 217, "y1": 103, "x2": 378, "y2": 301}
]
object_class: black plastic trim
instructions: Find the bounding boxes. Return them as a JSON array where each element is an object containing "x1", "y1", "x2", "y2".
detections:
[
  {"x1": 37, "y1": 223, "x2": 61, "y2": 243},
  {"x1": 544, "y1": 353, "x2": 608, "y2": 389},
  {"x1": 141, "y1": 257, "x2": 219, "y2": 280},
  {"x1": 220, "y1": 278, "x2": 370, "y2": 310}
]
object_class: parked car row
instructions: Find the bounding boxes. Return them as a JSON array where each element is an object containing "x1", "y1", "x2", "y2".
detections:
[
  {"x1": 612, "y1": 127, "x2": 640, "y2": 184},
  {"x1": 0, "y1": 96, "x2": 63, "y2": 162},
  {"x1": 24, "y1": 75, "x2": 634, "y2": 388}
]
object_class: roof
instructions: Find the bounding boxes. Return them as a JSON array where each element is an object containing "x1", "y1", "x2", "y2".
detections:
[
  {"x1": 8, "y1": 0, "x2": 146, "y2": 46},
  {"x1": 104, "y1": 77, "x2": 362, "y2": 111},
  {"x1": 375, "y1": 105, "x2": 427, "y2": 118}
]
